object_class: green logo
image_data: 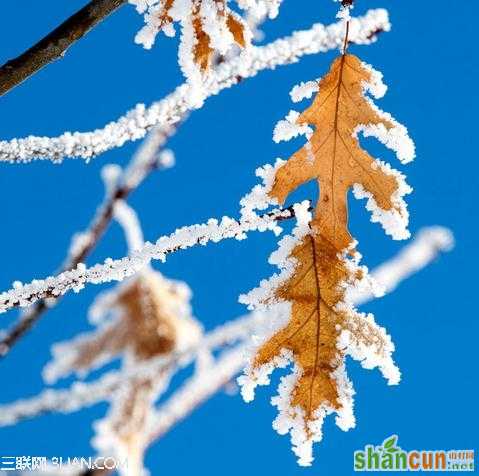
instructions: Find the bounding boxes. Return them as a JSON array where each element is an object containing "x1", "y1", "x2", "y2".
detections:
[{"x1": 354, "y1": 435, "x2": 475, "y2": 472}]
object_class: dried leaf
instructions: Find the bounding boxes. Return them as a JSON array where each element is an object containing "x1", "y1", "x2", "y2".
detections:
[
  {"x1": 44, "y1": 270, "x2": 202, "y2": 475},
  {"x1": 156, "y1": 0, "x2": 249, "y2": 72},
  {"x1": 271, "y1": 54, "x2": 411, "y2": 250},
  {"x1": 226, "y1": 12, "x2": 247, "y2": 48},
  {"x1": 240, "y1": 54, "x2": 414, "y2": 466},
  {"x1": 252, "y1": 235, "x2": 353, "y2": 419},
  {"x1": 115, "y1": 272, "x2": 179, "y2": 359},
  {"x1": 60, "y1": 271, "x2": 188, "y2": 373}
]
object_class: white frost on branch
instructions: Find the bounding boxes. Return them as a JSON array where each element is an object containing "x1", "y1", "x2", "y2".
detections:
[
  {"x1": 236, "y1": 0, "x2": 282, "y2": 19},
  {"x1": 0, "y1": 227, "x2": 453, "y2": 428},
  {"x1": 0, "y1": 9, "x2": 390, "y2": 164},
  {"x1": 65, "y1": 126, "x2": 174, "y2": 269},
  {"x1": 239, "y1": 159, "x2": 284, "y2": 218},
  {"x1": 0, "y1": 208, "x2": 293, "y2": 314},
  {"x1": 0, "y1": 313, "x2": 264, "y2": 427},
  {"x1": 350, "y1": 226, "x2": 455, "y2": 306},
  {"x1": 239, "y1": 201, "x2": 312, "y2": 310},
  {"x1": 113, "y1": 201, "x2": 145, "y2": 252}
]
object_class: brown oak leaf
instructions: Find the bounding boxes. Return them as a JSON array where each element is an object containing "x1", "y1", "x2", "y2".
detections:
[
  {"x1": 240, "y1": 53, "x2": 413, "y2": 466},
  {"x1": 272, "y1": 53, "x2": 413, "y2": 250},
  {"x1": 44, "y1": 270, "x2": 202, "y2": 476},
  {"x1": 156, "y1": 0, "x2": 249, "y2": 72}
]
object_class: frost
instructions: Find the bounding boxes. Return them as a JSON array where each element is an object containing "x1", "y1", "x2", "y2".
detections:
[
  {"x1": 239, "y1": 200, "x2": 312, "y2": 310},
  {"x1": 273, "y1": 110, "x2": 313, "y2": 143},
  {"x1": 113, "y1": 201, "x2": 145, "y2": 252},
  {"x1": 242, "y1": 351, "x2": 356, "y2": 467},
  {"x1": 336, "y1": 313, "x2": 401, "y2": 386},
  {"x1": 239, "y1": 159, "x2": 284, "y2": 224},
  {"x1": 289, "y1": 80, "x2": 319, "y2": 103},
  {"x1": 353, "y1": 160, "x2": 412, "y2": 240},
  {"x1": 131, "y1": 0, "x2": 257, "y2": 82},
  {"x1": 0, "y1": 232, "x2": 453, "y2": 435},
  {"x1": 0, "y1": 207, "x2": 296, "y2": 314},
  {"x1": 357, "y1": 61, "x2": 416, "y2": 165},
  {"x1": 0, "y1": 9, "x2": 391, "y2": 164},
  {"x1": 237, "y1": 0, "x2": 283, "y2": 19},
  {"x1": 350, "y1": 226, "x2": 454, "y2": 306}
]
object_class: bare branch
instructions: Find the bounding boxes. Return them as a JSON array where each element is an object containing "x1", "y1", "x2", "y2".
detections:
[{"x1": 0, "y1": 0, "x2": 126, "y2": 97}]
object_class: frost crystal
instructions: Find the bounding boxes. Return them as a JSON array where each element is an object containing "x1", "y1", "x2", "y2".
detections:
[
  {"x1": 289, "y1": 80, "x2": 319, "y2": 103},
  {"x1": 273, "y1": 110, "x2": 313, "y2": 143},
  {"x1": 353, "y1": 160, "x2": 412, "y2": 240}
]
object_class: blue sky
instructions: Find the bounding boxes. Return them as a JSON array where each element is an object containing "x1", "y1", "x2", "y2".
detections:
[{"x1": 0, "y1": 1, "x2": 477, "y2": 475}]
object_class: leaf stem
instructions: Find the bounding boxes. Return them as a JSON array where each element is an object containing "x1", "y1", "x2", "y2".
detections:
[{"x1": 342, "y1": 21, "x2": 350, "y2": 55}]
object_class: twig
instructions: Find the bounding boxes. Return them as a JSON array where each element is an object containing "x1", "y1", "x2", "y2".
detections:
[
  {"x1": 0, "y1": 125, "x2": 176, "y2": 357},
  {"x1": 147, "y1": 345, "x2": 247, "y2": 441},
  {"x1": 0, "y1": 313, "x2": 263, "y2": 426},
  {"x1": 0, "y1": 223, "x2": 454, "y2": 424},
  {"x1": 0, "y1": 0, "x2": 126, "y2": 97},
  {"x1": 0, "y1": 9, "x2": 390, "y2": 163},
  {"x1": 0, "y1": 202, "x2": 310, "y2": 316}
]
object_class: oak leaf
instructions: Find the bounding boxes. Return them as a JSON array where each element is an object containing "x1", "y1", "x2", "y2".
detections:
[
  {"x1": 240, "y1": 54, "x2": 414, "y2": 466},
  {"x1": 44, "y1": 270, "x2": 202, "y2": 476},
  {"x1": 156, "y1": 0, "x2": 249, "y2": 72},
  {"x1": 271, "y1": 54, "x2": 414, "y2": 250}
]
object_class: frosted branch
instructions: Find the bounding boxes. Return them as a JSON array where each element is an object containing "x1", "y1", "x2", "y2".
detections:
[
  {"x1": 0, "y1": 126, "x2": 175, "y2": 357},
  {"x1": 0, "y1": 313, "x2": 263, "y2": 426},
  {"x1": 0, "y1": 204, "x2": 303, "y2": 315},
  {"x1": 349, "y1": 227, "x2": 454, "y2": 306},
  {"x1": 0, "y1": 9, "x2": 390, "y2": 164},
  {"x1": 113, "y1": 201, "x2": 145, "y2": 252},
  {"x1": 0, "y1": 224, "x2": 454, "y2": 427}
]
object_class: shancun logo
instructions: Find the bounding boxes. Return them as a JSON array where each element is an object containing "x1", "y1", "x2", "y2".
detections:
[{"x1": 354, "y1": 435, "x2": 474, "y2": 472}]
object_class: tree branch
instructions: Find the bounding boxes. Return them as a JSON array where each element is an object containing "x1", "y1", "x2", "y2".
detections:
[
  {"x1": 0, "y1": 203, "x2": 309, "y2": 317},
  {"x1": 0, "y1": 225, "x2": 454, "y2": 425},
  {"x1": 0, "y1": 8, "x2": 390, "y2": 163},
  {"x1": 0, "y1": 0, "x2": 126, "y2": 97},
  {"x1": 0, "y1": 124, "x2": 176, "y2": 357}
]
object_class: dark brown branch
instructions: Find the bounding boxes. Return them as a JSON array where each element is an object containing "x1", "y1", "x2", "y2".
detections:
[
  {"x1": 0, "y1": 0, "x2": 126, "y2": 97},
  {"x1": 0, "y1": 125, "x2": 177, "y2": 358}
]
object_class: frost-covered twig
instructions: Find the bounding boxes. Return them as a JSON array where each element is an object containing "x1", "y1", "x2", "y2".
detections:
[
  {"x1": 349, "y1": 227, "x2": 455, "y2": 306},
  {"x1": 0, "y1": 126, "x2": 175, "y2": 357},
  {"x1": 0, "y1": 9, "x2": 390, "y2": 163},
  {"x1": 0, "y1": 313, "x2": 263, "y2": 426},
  {"x1": 0, "y1": 0, "x2": 126, "y2": 97},
  {"x1": 147, "y1": 344, "x2": 248, "y2": 441},
  {"x1": 0, "y1": 203, "x2": 304, "y2": 315},
  {"x1": 0, "y1": 225, "x2": 454, "y2": 427}
]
